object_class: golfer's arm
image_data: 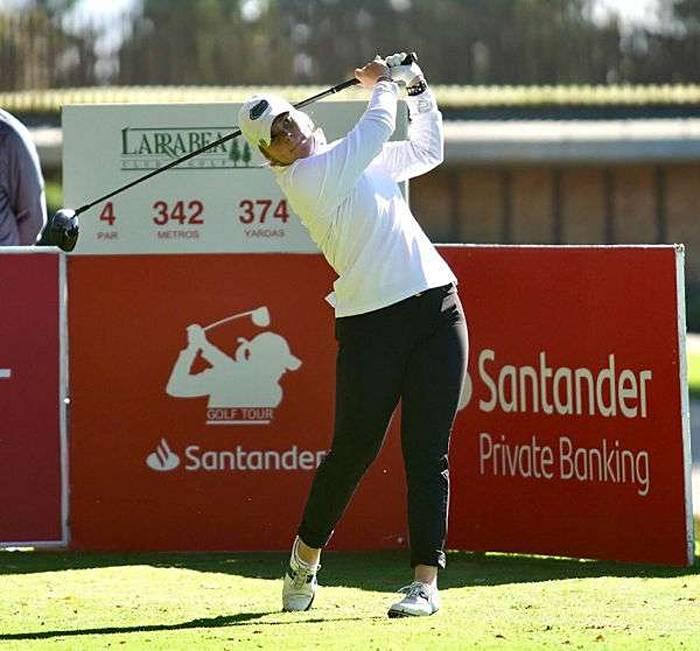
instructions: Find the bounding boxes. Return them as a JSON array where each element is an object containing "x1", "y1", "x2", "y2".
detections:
[
  {"x1": 289, "y1": 81, "x2": 397, "y2": 212},
  {"x1": 198, "y1": 341, "x2": 232, "y2": 368},
  {"x1": 166, "y1": 347, "x2": 208, "y2": 397},
  {"x1": 369, "y1": 89, "x2": 443, "y2": 182}
]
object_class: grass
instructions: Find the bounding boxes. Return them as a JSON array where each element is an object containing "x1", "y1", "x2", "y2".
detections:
[
  {"x1": 1, "y1": 534, "x2": 699, "y2": 651},
  {"x1": 688, "y1": 343, "x2": 700, "y2": 398}
]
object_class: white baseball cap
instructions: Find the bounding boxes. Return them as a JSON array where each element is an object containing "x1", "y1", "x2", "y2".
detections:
[{"x1": 237, "y1": 94, "x2": 295, "y2": 150}]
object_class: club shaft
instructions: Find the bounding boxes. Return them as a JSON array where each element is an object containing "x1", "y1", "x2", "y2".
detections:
[
  {"x1": 74, "y1": 78, "x2": 361, "y2": 216},
  {"x1": 203, "y1": 312, "x2": 248, "y2": 332},
  {"x1": 293, "y1": 78, "x2": 360, "y2": 109}
]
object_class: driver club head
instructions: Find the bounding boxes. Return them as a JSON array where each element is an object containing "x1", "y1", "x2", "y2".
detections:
[
  {"x1": 252, "y1": 307, "x2": 270, "y2": 327},
  {"x1": 35, "y1": 208, "x2": 80, "y2": 252}
]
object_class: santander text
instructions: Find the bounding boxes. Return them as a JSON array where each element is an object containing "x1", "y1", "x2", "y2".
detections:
[{"x1": 478, "y1": 350, "x2": 652, "y2": 418}]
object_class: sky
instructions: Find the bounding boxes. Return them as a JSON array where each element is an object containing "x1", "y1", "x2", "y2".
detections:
[
  {"x1": 593, "y1": 0, "x2": 660, "y2": 25},
  {"x1": 69, "y1": 0, "x2": 136, "y2": 23}
]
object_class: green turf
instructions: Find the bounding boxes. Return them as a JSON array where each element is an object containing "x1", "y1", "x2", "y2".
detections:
[
  {"x1": 1, "y1": 538, "x2": 699, "y2": 650},
  {"x1": 688, "y1": 344, "x2": 700, "y2": 398}
]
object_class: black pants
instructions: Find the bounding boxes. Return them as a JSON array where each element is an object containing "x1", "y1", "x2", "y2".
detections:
[{"x1": 297, "y1": 283, "x2": 468, "y2": 568}]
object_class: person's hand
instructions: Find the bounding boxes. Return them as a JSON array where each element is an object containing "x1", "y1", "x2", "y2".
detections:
[
  {"x1": 385, "y1": 51, "x2": 424, "y2": 87},
  {"x1": 354, "y1": 56, "x2": 392, "y2": 90},
  {"x1": 186, "y1": 324, "x2": 206, "y2": 348}
]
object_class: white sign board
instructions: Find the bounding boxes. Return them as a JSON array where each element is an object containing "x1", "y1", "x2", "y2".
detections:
[{"x1": 63, "y1": 101, "x2": 408, "y2": 254}]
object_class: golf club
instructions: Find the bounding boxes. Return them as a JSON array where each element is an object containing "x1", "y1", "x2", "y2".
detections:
[
  {"x1": 203, "y1": 306, "x2": 271, "y2": 332},
  {"x1": 34, "y1": 52, "x2": 417, "y2": 252}
]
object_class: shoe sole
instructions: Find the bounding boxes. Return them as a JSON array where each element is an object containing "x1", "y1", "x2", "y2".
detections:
[
  {"x1": 282, "y1": 594, "x2": 315, "y2": 613},
  {"x1": 387, "y1": 609, "x2": 410, "y2": 618},
  {"x1": 387, "y1": 607, "x2": 438, "y2": 618}
]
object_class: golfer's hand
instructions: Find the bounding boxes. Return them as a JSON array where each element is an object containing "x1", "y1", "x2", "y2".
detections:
[
  {"x1": 386, "y1": 51, "x2": 424, "y2": 87},
  {"x1": 354, "y1": 57, "x2": 392, "y2": 90},
  {"x1": 186, "y1": 324, "x2": 206, "y2": 348}
]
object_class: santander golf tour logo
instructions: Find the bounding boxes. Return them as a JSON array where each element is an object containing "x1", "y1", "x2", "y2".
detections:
[
  {"x1": 165, "y1": 305, "x2": 302, "y2": 425},
  {"x1": 146, "y1": 438, "x2": 180, "y2": 471},
  {"x1": 146, "y1": 305, "x2": 324, "y2": 475}
]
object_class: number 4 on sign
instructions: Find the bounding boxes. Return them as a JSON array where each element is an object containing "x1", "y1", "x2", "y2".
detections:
[
  {"x1": 274, "y1": 200, "x2": 289, "y2": 223},
  {"x1": 99, "y1": 202, "x2": 116, "y2": 226}
]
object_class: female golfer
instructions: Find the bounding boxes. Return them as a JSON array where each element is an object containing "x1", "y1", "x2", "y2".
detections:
[{"x1": 238, "y1": 53, "x2": 468, "y2": 618}]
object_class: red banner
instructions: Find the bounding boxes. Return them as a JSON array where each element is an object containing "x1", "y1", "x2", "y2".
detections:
[
  {"x1": 0, "y1": 251, "x2": 65, "y2": 545},
  {"x1": 68, "y1": 247, "x2": 692, "y2": 564},
  {"x1": 68, "y1": 254, "x2": 407, "y2": 551},
  {"x1": 444, "y1": 245, "x2": 691, "y2": 566}
]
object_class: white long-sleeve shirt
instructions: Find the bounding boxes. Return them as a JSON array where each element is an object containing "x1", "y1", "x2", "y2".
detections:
[{"x1": 274, "y1": 81, "x2": 456, "y2": 317}]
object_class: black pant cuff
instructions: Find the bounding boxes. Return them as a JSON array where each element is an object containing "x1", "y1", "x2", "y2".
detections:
[
  {"x1": 296, "y1": 525, "x2": 331, "y2": 550},
  {"x1": 410, "y1": 552, "x2": 446, "y2": 569}
]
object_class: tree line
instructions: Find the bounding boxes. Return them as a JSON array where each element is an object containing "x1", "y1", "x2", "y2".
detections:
[{"x1": 2, "y1": 0, "x2": 700, "y2": 91}]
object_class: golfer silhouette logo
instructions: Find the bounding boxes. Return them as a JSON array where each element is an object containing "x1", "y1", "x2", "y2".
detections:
[{"x1": 165, "y1": 306, "x2": 302, "y2": 425}]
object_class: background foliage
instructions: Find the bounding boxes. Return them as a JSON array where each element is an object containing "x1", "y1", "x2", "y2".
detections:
[{"x1": 2, "y1": 0, "x2": 700, "y2": 90}]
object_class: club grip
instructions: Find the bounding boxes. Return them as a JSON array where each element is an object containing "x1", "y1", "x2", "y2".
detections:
[{"x1": 401, "y1": 52, "x2": 418, "y2": 65}]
